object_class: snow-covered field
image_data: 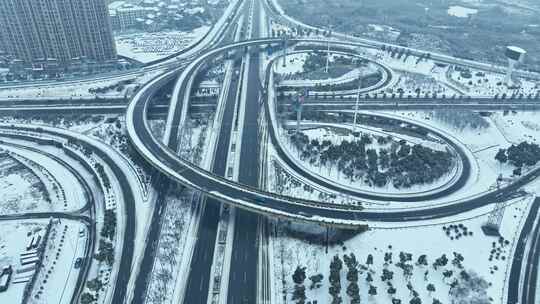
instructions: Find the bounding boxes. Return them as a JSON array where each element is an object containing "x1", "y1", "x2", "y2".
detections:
[
  {"x1": 2, "y1": 145, "x2": 88, "y2": 213},
  {"x1": 279, "y1": 124, "x2": 457, "y2": 195},
  {"x1": 0, "y1": 152, "x2": 50, "y2": 215},
  {"x1": 271, "y1": 194, "x2": 530, "y2": 304},
  {"x1": 115, "y1": 27, "x2": 210, "y2": 64},
  {"x1": 270, "y1": 150, "x2": 535, "y2": 304},
  {"x1": 274, "y1": 53, "x2": 308, "y2": 75}
]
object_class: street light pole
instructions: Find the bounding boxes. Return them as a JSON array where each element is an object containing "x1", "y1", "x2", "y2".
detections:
[
  {"x1": 352, "y1": 78, "x2": 362, "y2": 136},
  {"x1": 325, "y1": 39, "x2": 330, "y2": 74},
  {"x1": 282, "y1": 34, "x2": 288, "y2": 68},
  {"x1": 295, "y1": 90, "x2": 304, "y2": 134}
]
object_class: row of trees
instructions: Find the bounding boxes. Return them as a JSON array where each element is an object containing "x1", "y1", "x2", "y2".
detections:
[
  {"x1": 146, "y1": 186, "x2": 190, "y2": 304},
  {"x1": 94, "y1": 239, "x2": 114, "y2": 266},
  {"x1": 433, "y1": 111, "x2": 489, "y2": 131},
  {"x1": 101, "y1": 209, "x2": 116, "y2": 240},
  {"x1": 88, "y1": 79, "x2": 133, "y2": 94},
  {"x1": 94, "y1": 163, "x2": 111, "y2": 190},
  {"x1": 271, "y1": 26, "x2": 332, "y2": 38}
]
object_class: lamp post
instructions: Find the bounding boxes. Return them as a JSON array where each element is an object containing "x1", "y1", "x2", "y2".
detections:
[
  {"x1": 282, "y1": 33, "x2": 288, "y2": 68},
  {"x1": 325, "y1": 25, "x2": 332, "y2": 74},
  {"x1": 352, "y1": 78, "x2": 363, "y2": 137},
  {"x1": 294, "y1": 90, "x2": 306, "y2": 134}
]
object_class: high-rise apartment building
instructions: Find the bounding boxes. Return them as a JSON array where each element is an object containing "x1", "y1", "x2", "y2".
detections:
[{"x1": 0, "y1": 0, "x2": 117, "y2": 68}]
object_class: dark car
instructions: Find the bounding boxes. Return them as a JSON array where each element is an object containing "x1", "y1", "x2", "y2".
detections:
[{"x1": 74, "y1": 258, "x2": 83, "y2": 269}]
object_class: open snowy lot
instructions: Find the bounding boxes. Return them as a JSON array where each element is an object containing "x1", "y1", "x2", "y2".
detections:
[{"x1": 115, "y1": 27, "x2": 210, "y2": 64}]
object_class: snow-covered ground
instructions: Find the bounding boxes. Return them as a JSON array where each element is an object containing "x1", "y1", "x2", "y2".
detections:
[
  {"x1": 490, "y1": 111, "x2": 540, "y2": 144},
  {"x1": 279, "y1": 124, "x2": 457, "y2": 195},
  {"x1": 0, "y1": 221, "x2": 48, "y2": 304},
  {"x1": 447, "y1": 67, "x2": 539, "y2": 97},
  {"x1": 144, "y1": 188, "x2": 196, "y2": 304},
  {"x1": 28, "y1": 220, "x2": 87, "y2": 304},
  {"x1": 359, "y1": 47, "x2": 539, "y2": 97},
  {"x1": 115, "y1": 27, "x2": 210, "y2": 64},
  {"x1": 270, "y1": 163, "x2": 535, "y2": 304},
  {"x1": 447, "y1": 5, "x2": 478, "y2": 18},
  {"x1": 391, "y1": 71, "x2": 458, "y2": 97},
  {"x1": 391, "y1": 110, "x2": 536, "y2": 180},
  {"x1": 2, "y1": 145, "x2": 88, "y2": 213},
  {"x1": 0, "y1": 219, "x2": 87, "y2": 304},
  {"x1": 0, "y1": 152, "x2": 50, "y2": 215},
  {"x1": 0, "y1": 115, "x2": 108, "y2": 134},
  {"x1": 274, "y1": 53, "x2": 308, "y2": 75},
  {"x1": 0, "y1": 69, "x2": 164, "y2": 101}
]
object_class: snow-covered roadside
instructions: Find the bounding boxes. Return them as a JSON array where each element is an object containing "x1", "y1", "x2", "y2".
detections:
[
  {"x1": 0, "y1": 115, "x2": 108, "y2": 135},
  {"x1": 0, "y1": 68, "x2": 164, "y2": 101},
  {"x1": 90, "y1": 118, "x2": 151, "y2": 202},
  {"x1": 143, "y1": 188, "x2": 196, "y2": 304},
  {"x1": 28, "y1": 220, "x2": 87, "y2": 304}
]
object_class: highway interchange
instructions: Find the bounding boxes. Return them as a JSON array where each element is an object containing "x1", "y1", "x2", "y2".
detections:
[{"x1": 0, "y1": 0, "x2": 539, "y2": 303}]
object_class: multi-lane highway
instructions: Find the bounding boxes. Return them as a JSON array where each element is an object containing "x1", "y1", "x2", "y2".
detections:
[
  {"x1": 126, "y1": 36, "x2": 540, "y2": 226},
  {"x1": 3, "y1": 0, "x2": 540, "y2": 302},
  {"x1": 123, "y1": 1, "x2": 540, "y2": 301},
  {"x1": 0, "y1": 123, "x2": 140, "y2": 304},
  {"x1": 227, "y1": 0, "x2": 263, "y2": 302},
  {"x1": 507, "y1": 198, "x2": 540, "y2": 304}
]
